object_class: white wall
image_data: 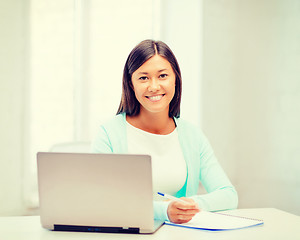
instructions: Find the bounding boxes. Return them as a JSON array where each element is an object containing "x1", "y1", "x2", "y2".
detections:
[
  {"x1": 160, "y1": 0, "x2": 203, "y2": 127},
  {"x1": 202, "y1": 0, "x2": 300, "y2": 215},
  {"x1": 1, "y1": 0, "x2": 299, "y2": 216},
  {"x1": 0, "y1": 0, "x2": 29, "y2": 215}
]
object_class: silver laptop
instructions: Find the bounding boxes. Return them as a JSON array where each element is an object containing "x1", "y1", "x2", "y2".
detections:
[{"x1": 37, "y1": 152, "x2": 164, "y2": 234}]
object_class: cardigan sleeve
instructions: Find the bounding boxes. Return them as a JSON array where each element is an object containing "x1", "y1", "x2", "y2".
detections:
[
  {"x1": 175, "y1": 118, "x2": 238, "y2": 212},
  {"x1": 190, "y1": 131, "x2": 238, "y2": 211},
  {"x1": 91, "y1": 114, "x2": 127, "y2": 154},
  {"x1": 91, "y1": 125, "x2": 113, "y2": 153}
]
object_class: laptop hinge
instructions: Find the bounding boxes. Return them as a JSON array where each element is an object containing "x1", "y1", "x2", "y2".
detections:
[{"x1": 54, "y1": 224, "x2": 140, "y2": 234}]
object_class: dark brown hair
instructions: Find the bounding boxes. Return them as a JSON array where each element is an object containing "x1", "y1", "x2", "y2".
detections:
[{"x1": 117, "y1": 39, "x2": 182, "y2": 118}]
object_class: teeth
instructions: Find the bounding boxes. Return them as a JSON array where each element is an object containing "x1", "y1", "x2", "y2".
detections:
[{"x1": 148, "y1": 95, "x2": 163, "y2": 101}]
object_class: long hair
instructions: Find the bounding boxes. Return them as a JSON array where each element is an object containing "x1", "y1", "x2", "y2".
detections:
[{"x1": 117, "y1": 39, "x2": 182, "y2": 118}]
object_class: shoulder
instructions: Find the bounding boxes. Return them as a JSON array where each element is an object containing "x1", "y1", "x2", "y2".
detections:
[
  {"x1": 101, "y1": 113, "x2": 126, "y2": 131},
  {"x1": 91, "y1": 113, "x2": 127, "y2": 153},
  {"x1": 175, "y1": 117, "x2": 210, "y2": 148},
  {"x1": 175, "y1": 117, "x2": 202, "y2": 136}
]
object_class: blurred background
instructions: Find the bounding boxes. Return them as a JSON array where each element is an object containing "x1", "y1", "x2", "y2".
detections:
[{"x1": 0, "y1": 0, "x2": 299, "y2": 216}]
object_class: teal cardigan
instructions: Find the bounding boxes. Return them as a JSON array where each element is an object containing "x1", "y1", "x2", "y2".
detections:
[{"x1": 91, "y1": 113, "x2": 238, "y2": 220}]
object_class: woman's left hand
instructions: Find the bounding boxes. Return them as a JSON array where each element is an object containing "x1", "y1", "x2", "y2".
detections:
[{"x1": 167, "y1": 197, "x2": 200, "y2": 224}]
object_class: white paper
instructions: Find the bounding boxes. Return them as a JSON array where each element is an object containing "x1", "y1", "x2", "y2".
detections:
[{"x1": 166, "y1": 211, "x2": 264, "y2": 231}]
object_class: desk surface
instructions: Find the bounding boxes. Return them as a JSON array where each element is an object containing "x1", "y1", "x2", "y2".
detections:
[{"x1": 0, "y1": 208, "x2": 299, "y2": 240}]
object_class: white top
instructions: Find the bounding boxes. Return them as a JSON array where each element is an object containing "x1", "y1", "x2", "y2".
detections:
[{"x1": 126, "y1": 121, "x2": 187, "y2": 200}]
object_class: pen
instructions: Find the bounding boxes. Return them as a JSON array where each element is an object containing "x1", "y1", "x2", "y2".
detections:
[{"x1": 157, "y1": 192, "x2": 187, "y2": 203}]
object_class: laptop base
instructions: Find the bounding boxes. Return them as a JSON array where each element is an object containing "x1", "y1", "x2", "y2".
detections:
[{"x1": 54, "y1": 224, "x2": 140, "y2": 234}]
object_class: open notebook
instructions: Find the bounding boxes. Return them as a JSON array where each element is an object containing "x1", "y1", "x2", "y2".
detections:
[{"x1": 165, "y1": 210, "x2": 264, "y2": 231}]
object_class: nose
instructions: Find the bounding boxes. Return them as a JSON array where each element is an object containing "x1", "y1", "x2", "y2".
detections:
[{"x1": 148, "y1": 78, "x2": 160, "y2": 92}]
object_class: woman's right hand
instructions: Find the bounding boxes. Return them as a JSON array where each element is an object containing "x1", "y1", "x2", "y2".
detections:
[{"x1": 167, "y1": 197, "x2": 200, "y2": 224}]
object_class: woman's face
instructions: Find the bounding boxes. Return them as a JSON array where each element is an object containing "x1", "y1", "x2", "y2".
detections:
[{"x1": 131, "y1": 54, "x2": 176, "y2": 116}]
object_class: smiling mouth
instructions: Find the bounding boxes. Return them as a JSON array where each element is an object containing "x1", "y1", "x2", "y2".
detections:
[{"x1": 146, "y1": 94, "x2": 165, "y2": 102}]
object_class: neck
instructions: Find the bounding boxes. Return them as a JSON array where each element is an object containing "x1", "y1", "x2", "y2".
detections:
[{"x1": 127, "y1": 109, "x2": 175, "y2": 135}]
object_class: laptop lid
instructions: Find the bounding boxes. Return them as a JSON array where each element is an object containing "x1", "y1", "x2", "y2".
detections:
[{"x1": 37, "y1": 152, "x2": 163, "y2": 234}]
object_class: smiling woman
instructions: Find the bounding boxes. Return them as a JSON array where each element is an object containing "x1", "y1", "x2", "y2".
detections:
[{"x1": 92, "y1": 39, "x2": 238, "y2": 224}]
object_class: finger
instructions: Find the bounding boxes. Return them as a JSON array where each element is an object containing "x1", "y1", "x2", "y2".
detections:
[
  {"x1": 172, "y1": 200, "x2": 195, "y2": 207},
  {"x1": 174, "y1": 201, "x2": 200, "y2": 211},
  {"x1": 176, "y1": 209, "x2": 199, "y2": 219},
  {"x1": 177, "y1": 208, "x2": 200, "y2": 215},
  {"x1": 172, "y1": 209, "x2": 199, "y2": 220},
  {"x1": 173, "y1": 214, "x2": 194, "y2": 224},
  {"x1": 176, "y1": 198, "x2": 200, "y2": 210}
]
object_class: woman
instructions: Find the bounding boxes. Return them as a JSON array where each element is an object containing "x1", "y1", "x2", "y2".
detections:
[{"x1": 92, "y1": 39, "x2": 238, "y2": 223}]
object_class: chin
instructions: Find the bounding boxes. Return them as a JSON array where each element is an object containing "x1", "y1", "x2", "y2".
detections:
[{"x1": 142, "y1": 107, "x2": 170, "y2": 115}]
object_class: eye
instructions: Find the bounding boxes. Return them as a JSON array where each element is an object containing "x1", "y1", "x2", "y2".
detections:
[
  {"x1": 159, "y1": 74, "x2": 168, "y2": 79},
  {"x1": 139, "y1": 76, "x2": 148, "y2": 81}
]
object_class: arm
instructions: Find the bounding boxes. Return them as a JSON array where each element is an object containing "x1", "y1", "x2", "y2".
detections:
[
  {"x1": 165, "y1": 136, "x2": 237, "y2": 223},
  {"x1": 91, "y1": 126, "x2": 113, "y2": 153},
  {"x1": 190, "y1": 133, "x2": 238, "y2": 211},
  {"x1": 165, "y1": 119, "x2": 238, "y2": 223}
]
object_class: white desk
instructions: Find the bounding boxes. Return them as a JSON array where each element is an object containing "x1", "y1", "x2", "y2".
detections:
[{"x1": 0, "y1": 208, "x2": 299, "y2": 240}]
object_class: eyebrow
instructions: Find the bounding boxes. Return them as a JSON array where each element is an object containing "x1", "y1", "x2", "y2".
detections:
[{"x1": 137, "y1": 69, "x2": 168, "y2": 75}]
